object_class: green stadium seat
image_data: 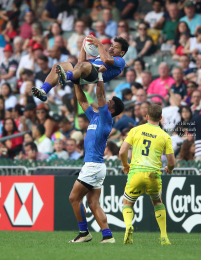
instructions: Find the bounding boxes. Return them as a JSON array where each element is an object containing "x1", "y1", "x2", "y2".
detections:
[
  {"x1": 108, "y1": 78, "x2": 126, "y2": 91},
  {"x1": 41, "y1": 21, "x2": 53, "y2": 30},
  {"x1": 48, "y1": 103, "x2": 60, "y2": 114},
  {"x1": 163, "y1": 56, "x2": 179, "y2": 68},
  {"x1": 62, "y1": 31, "x2": 75, "y2": 40},
  {"x1": 130, "y1": 31, "x2": 139, "y2": 39},
  {"x1": 127, "y1": 20, "x2": 139, "y2": 30}
]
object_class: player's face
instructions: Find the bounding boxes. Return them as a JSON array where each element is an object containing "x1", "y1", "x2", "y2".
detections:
[
  {"x1": 107, "y1": 99, "x2": 115, "y2": 114},
  {"x1": 108, "y1": 42, "x2": 124, "y2": 57}
]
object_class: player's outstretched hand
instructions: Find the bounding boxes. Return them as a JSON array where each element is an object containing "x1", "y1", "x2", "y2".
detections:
[
  {"x1": 98, "y1": 65, "x2": 107, "y2": 73},
  {"x1": 123, "y1": 164, "x2": 130, "y2": 174},
  {"x1": 87, "y1": 35, "x2": 100, "y2": 47},
  {"x1": 164, "y1": 166, "x2": 172, "y2": 174}
]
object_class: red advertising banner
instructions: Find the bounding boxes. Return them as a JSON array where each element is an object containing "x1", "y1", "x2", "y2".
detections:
[{"x1": 0, "y1": 176, "x2": 54, "y2": 231}]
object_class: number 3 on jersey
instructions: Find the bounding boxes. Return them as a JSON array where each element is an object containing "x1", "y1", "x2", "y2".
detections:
[{"x1": 142, "y1": 139, "x2": 151, "y2": 156}]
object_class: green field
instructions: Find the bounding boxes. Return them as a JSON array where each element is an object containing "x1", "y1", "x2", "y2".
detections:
[{"x1": 0, "y1": 231, "x2": 200, "y2": 260}]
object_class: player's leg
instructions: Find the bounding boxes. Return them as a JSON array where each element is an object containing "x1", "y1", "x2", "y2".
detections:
[
  {"x1": 32, "y1": 62, "x2": 74, "y2": 101},
  {"x1": 146, "y1": 172, "x2": 171, "y2": 245},
  {"x1": 69, "y1": 180, "x2": 92, "y2": 243},
  {"x1": 56, "y1": 62, "x2": 98, "y2": 87},
  {"x1": 86, "y1": 189, "x2": 115, "y2": 243},
  {"x1": 122, "y1": 198, "x2": 135, "y2": 244}
]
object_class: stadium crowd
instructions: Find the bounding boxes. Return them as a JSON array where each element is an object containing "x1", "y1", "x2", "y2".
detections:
[{"x1": 0, "y1": 0, "x2": 201, "y2": 164}]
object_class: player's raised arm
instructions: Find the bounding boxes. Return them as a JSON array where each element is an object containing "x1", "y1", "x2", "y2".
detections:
[
  {"x1": 96, "y1": 70, "x2": 106, "y2": 107},
  {"x1": 87, "y1": 35, "x2": 114, "y2": 65},
  {"x1": 78, "y1": 44, "x2": 87, "y2": 63},
  {"x1": 74, "y1": 84, "x2": 90, "y2": 112}
]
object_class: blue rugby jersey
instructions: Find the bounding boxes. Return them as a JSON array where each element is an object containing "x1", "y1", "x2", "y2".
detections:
[
  {"x1": 84, "y1": 105, "x2": 113, "y2": 163},
  {"x1": 88, "y1": 56, "x2": 125, "y2": 82}
]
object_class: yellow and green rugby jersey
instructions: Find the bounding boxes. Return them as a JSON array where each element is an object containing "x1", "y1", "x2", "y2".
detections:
[{"x1": 125, "y1": 123, "x2": 174, "y2": 173}]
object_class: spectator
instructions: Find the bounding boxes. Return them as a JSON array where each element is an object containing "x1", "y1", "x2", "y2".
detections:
[
  {"x1": 75, "y1": 36, "x2": 85, "y2": 57},
  {"x1": 54, "y1": 35, "x2": 69, "y2": 55},
  {"x1": 57, "y1": 1, "x2": 74, "y2": 32},
  {"x1": 162, "y1": 3, "x2": 180, "y2": 43},
  {"x1": 179, "y1": 105, "x2": 193, "y2": 123},
  {"x1": 162, "y1": 92, "x2": 181, "y2": 131},
  {"x1": 116, "y1": 0, "x2": 139, "y2": 20},
  {"x1": 35, "y1": 104, "x2": 58, "y2": 138},
  {"x1": 172, "y1": 21, "x2": 190, "y2": 55},
  {"x1": 1, "y1": 118, "x2": 23, "y2": 158},
  {"x1": 141, "y1": 70, "x2": 152, "y2": 91},
  {"x1": 31, "y1": 0, "x2": 48, "y2": 18},
  {"x1": 23, "y1": 141, "x2": 49, "y2": 160},
  {"x1": 179, "y1": 55, "x2": 197, "y2": 81},
  {"x1": 104, "y1": 141, "x2": 120, "y2": 160},
  {"x1": 35, "y1": 55, "x2": 51, "y2": 87},
  {"x1": 19, "y1": 69, "x2": 35, "y2": 95},
  {"x1": 24, "y1": 132, "x2": 33, "y2": 144},
  {"x1": 112, "y1": 107, "x2": 136, "y2": 133},
  {"x1": 12, "y1": 104, "x2": 24, "y2": 132},
  {"x1": 134, "y1": 22, "x2": 154, "y2": 57},
  {"x1": 172, "y1": 32, "x2": 190, "y2": 60},
  {"x1": 48, "y1": 82, "x2": 72, "y2": 105},
  {"x1": 96, "y1": 21, "x2": 108, "y2": 39},
  {"x1": 136, "y1": 88, "x2": 147, "y2": 103},
  {"x1": 78, "y1": 114, "x2": 89, "y2": 134},
  {"x1": 185, "y1": 81, "x2": 198, "y2": 105},
  {"x1": 31, "y1": 22, "x2": 43, "y2": 39},
  {"x1": 13, "y1": 36, "x2": 25, "y2": 63},
  {"x1": 48, "y1": 46, "x2": 68, "y2": 66},
  {"x1": 20, "y1": 9, "x2": 35, "y2": 40},
  {"x1": 134, "y1": 103, "x2": 142, "y2": 123},
  {"x1": 134, "y1": 58, "x2": 145, "y2": 84},
  {"x1": 112, "y1": 69, "x2": 136, "y2": 99},
  {"x1": 47, "y1": 22, "x2": 62, "y2": 49},
  {"x1": 67, "y1": 19, "x2": 86, "y2": 56},
  {"x1": 0, "y1": 83, "x2": 17, "y2": 110},
  {"x1": 66, "y1": 138, "x2": 81, "y2": 160},
  {"x1": 58, "y1": 116, "x2": 75, "y2": 139},
  {"x1": 180, "y1": 1, "x2": 201, "y2": 35},
  {"x1": 1, "y1": 21, "x2": 18, "y2": 44},
  {"x1": 171, "y1": 67, "x2": 187, "y2": 99},
  {"x1": 0, "y1": 0, "x2": 21, "y2": 23},
  {"x1": 179, "y1": 140, "x2": 194, "y2": 161},
  {"x1": 122, "y1": 88, "x2": 132, "y2": 102},
  {"x1": 117, "y1": 20, "x2": 130, "y2": 36},
  {"x1": 140, "y1": 101, "x2": 150, "y2": 120},
  {"x1": 19, "y1": 80, "x2": 41, "y2": 106},
  {"x1": 144, "y1": 0, "x2": 164, "y2": 28},
  {"x1": 191, "y1": 90, "x2": 201, "y2": 115},
  {"x1": 134, "y1": 0, "x2": 153, "y2": 21},
  {"x1": 103, "y1": 8, "x2": 118, "y2": 38},
  {"x1": 148, "y1": 62, "x2": 175, "y2": 103},
  {"x1": 97, "y1": 0, "x2": 120, "y2": 23},
  {"x1": 130, "y1": 82, "x2": 143, "y2": 101},
  {"x1": 171, "y1": 123, "x2": 186, "y2": 152},
  {"x1": 119, "y1": 32, "x2": 137, "y2": 66},
  {"x1": 23, "y1": 103, "x2": 37, "y2": 131},
  {"x1": 184, "y1": 27, "x2": 201, "y2": 56},
  {"x1": 47, "y1": 139, "x2": 69, "y2": 161},
  {"x1": 1, "y1": 44, "x2": 18, "y2": 87},
  {"x1": 42, "y1": 0, "x2": 61, "y2": 22},
  {"x1": 33, "y1": 124, "x2": 53, "y2": 154}
]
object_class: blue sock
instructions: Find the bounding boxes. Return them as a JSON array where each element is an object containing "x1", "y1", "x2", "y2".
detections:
[
  {"x1": 41, "y1": 82, "x2": 52, "y2": 94},
  {"x1": 65, "y1": 71, "x2": 74, "y2": 80},
  {"x1": 78, "y1": 221, "x2": 88, "y2": 232},
  {"x1": 102, "y1": 229, "x2": 112, "y2": 238}
]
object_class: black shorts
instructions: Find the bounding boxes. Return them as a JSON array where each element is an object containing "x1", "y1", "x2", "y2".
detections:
[{"x1": 70, "y1": 63, "x2": 99, "y2": 85}]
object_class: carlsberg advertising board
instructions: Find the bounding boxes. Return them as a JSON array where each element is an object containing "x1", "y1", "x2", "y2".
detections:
[{"x1": 54, "y1": 176, "x2": 201, "y2": 233}]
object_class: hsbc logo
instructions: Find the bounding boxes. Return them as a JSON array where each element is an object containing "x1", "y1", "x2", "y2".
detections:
[{"x1": 4, "y1": 183, "x2": 44, "y2": 226}]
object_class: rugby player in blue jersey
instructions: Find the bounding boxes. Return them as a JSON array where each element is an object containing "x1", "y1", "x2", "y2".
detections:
[
  {"x1": 68, "y1": 72, "x2": 124, "y2": 243},
  {"x1": 32, "y1": 35, "x2": 129, "y2": 101}
]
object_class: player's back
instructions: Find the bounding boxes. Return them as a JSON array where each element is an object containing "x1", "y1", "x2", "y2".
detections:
[{"x1": 126, "y1": 123, "x2": 173, "y2": 173}]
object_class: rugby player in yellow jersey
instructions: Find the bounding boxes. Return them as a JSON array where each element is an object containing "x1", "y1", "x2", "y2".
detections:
[{"x1": 119, "y1": 104, "x2": 175, "y2": 245}]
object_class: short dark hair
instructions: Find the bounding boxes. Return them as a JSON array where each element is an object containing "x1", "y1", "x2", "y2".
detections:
[
  {"x1": 106, "y1": 141, "x2": 120, "y2": 155},
  {"x1": 78, "y1": 114, "x2": 89, "y2": 122},
  {"x1": 153, "y1": 0, "x2": 163, "y2": 5},
  {"x1": 59, "y1": 116, "x2": 71, "y2": 124},
  {"x1": 14, "y1": 104, "x2": 24, "y2": 116},
  {"x1": 36, "y1": 124, "x2": 45, "y2": 136},
  {"x1": 130, "y1": 82, "x2": 143, "y2": 89},
  {"x1": 187, "y1": 81, "x2": 198, "y2": 88},
  {"x1": 25, "y1": 142, "x2": 38, "y2": 152},
  {"x1": 13, "y1": 0, "x2": 22, "y2": 9},
  {"x1": 67, "y1": 138, "x2": 76, "y2": 144},
  {"x1": 113, "y1": 36, "x2": 129, "y2": 55},
  {"x1": 112, "y1": 96, "x2": 124, "y2": 117},
  {"x1": 21, "y1": 69, "x2": 34, "y2": 77},
  {"x1": 148, "y1": 104, "x2": 162, "y2": 122},
  {"x1": 38, "y1": 54, "x2": 48, "y2": 63}
]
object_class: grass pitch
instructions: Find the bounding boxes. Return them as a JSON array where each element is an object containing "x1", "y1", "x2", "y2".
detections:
[{"x1": 0, "y1": 231, "x2": 200, "y2": 260}]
